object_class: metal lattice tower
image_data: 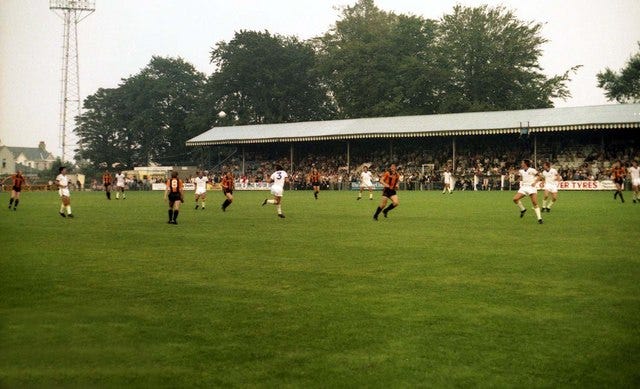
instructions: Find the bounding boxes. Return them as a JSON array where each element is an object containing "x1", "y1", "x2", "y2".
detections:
[{"x1": 50, "y1": 0, "x2": 95, "y2": 163}]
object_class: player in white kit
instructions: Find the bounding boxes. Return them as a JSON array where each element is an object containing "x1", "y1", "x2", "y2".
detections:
[
  {"x1": 442, "y1": 167, "x2": 453, "y2": 194},
  {"x1": 193, "y1": 171, "x2": 208, "y2": 209},
  {"x1": 357, "y1": 166, "x2": 374, "y2": 200},
  {"x1": 55, "y1": 166, "x2": 73, "y2": 218},
  {"x1": 629, "y1": 160, "x2": 640, "y2": 203},
  {"x1": 512, "y1": 159, "x2": 543, "y2": 224},
  {"x1": 115, "y1": 171, "x2": 126, "y2": 199},
  {"x1": 541, "y1": 161, "x2": 561, "y2": 212},
  {"x1": 262, "y1": 164, "x2": 288, "y2": 218}
]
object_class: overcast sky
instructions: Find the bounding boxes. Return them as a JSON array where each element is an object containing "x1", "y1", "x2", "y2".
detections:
[{"x1": 1, "y1": 0, "x2": 639, "y2": 157}]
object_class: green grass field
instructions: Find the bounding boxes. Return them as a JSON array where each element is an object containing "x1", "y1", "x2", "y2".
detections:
[{"x1": 1, "y1": 189, "x2": 639, "y2": 387}]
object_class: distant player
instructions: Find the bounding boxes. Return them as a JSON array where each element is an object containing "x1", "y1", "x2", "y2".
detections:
[
  {"x1": 165, "y1": 171, "x2": 184, "y2": 224},
  {"x1": 3, "y1": 170, "x2": 29, "y2": 211},
  {"x1": 629, "y1": 160, "x2": 640, "y2": 203},
  {"x1": 194, "y1": 171, "x2": 208, "y2": 210},
  {"x1": 442, "y1": 166, "x2": 453, "y2": 194},
  {"x1": 55, "y1": 166, "x2": 73, "y2": 218},
  {"x1": 512, "y1": 159, "x2": 542, "y2": 224},
  {"x1": 373, "y1": 163, "x2": 399, "y2": 221},
  {"x1": 357, "y1": 166, "x2": 374, "y2": 200},
  {"x1": 115, "y1": 171, "x2": 126, "y2": 199},
  {"x1": 610, "y1": 160, "x2": 626, "y2": 203},
  {"x1": 221, "y1": 171, "x2": 235, "y2": 211},
  {"x1": 262, "y1": 164, "x2": 288, "y2": 218},
  {"x1": 541, "y1": 161, "x2": 561, "y2": 212},
  {"x1": 309, "y1": 167, "x2": 321, "y2": 200},
  {"x1": 102, "y1": 170, "x2": 113, "y2": 200}
]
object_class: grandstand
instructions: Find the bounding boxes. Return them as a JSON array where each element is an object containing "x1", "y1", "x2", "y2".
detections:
[{"x1": 186, "y1": 104, "x2": 640, "y2": 190}]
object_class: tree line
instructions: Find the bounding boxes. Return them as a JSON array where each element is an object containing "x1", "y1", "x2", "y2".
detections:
[{"x1": 74, "y1": 0, "x2": 637, "y2": 171}]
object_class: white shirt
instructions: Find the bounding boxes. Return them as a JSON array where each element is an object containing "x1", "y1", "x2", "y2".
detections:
[
  {"x1": 542, "y1": 168, "x2": 559, "y2": 184},
  {"x1": 360, "y1": 171, "x2": 373, "y2": 186},
  {"x1": 270, "y1": 170, "x2": 288, "y2": 187},
  {"x1": 629, "y1": 166, "x2": 640, "y2": 180},
  {"x1": 443, "y1": 171, "x2": 452, "y2": 183},
  {"x1": 115, "y1": 173, "x2": 125, "y2": 186},
  {"x1": 194, "y1": 176, "x2": 208, "y2": 190},
  {"x1": 56, "y1": 174, "x2": 68, "y2": 187},
  {"x1": 519, "y1": 168, "x2": 539, "y2": 187}
]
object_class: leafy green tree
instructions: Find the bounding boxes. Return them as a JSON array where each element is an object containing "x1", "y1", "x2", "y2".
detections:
[
  {"x1": 436, "y1": 5, "x2": 579, "y2": 112},
  {"x1": 597, "y1": 43, "x2": 640, "y2": 103},
  {"x1": 76, "y1": 56, "x2": 206, "y2": 168},
  {"x1": 209, "y1": 30, "x2": 336, "y2": 125},
  {"x1": 315, "y1": 0, "x2": 440, "y2": 118}
]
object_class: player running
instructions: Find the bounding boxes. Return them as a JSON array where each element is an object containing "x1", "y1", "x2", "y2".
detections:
[
  {"x1": 3, "y1": 170, "x2": 29, "y2": 211},
  {"x1": 114, "y1": 171, "x2": 126, "y2": 199},
  {"x1": 193, "y1": 171, "x2": 208, "y2": 210},
  {"x1": 165, "y1": 171, "x2": 184, "y2": 224},
  {"x1": 373, "y1": 163, "x2": 400, "y2": 220},
  {"x1": 55, "y1": 166, "x2": 73, "y2": 218},
  {"x1": 541, "y1": 161, "x2": 561, "y2": 212},
  {"x1": 262, "y1": 164, "x2": 288, "y2": 218},
  {"x1": 309, "y1": 167, "x2": 321, "y2": 200},
  {"x1": 610, "y1": 160, "x2": 626, "y2": 203},
  {"x1": 102, "y1": 170, "x2": 113, "y2": 200},
  {"x1": 357, "y1": 165, "x2": 374, "y2": 200},
  {"x1": 221, "y1": 171, "x2": 235, "y2": 211},
  {"x1": 512, "y1": 159, "x2": 543, "y2": 224}
]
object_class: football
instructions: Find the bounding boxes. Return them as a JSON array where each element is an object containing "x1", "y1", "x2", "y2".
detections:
[{"x1": 218, "y1": 111, "x2": 227, "y2": 118}]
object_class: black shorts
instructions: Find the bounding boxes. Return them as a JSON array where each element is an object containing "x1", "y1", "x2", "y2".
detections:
[
  {"x1": 104, "y1": 183, "x2": 111, "y2": 188},
  {"x1": 382, "y1": 188, "x2": 397, "y2": 198},
  {"x1": 311, "y1": 181, "x2": 320, "y2": 187},
  {"x1": 223, "y1": 189, "x2": 233, "y2": 195},
  {"x1": 614, "y1": 177, "x2": 624, "y2": 185},
  {"x1": 168, "y1": 192, "x2": 182, "y2": 205},
  {"x1": 12, "y1": 186, "x2": 21, "y2": 193}
]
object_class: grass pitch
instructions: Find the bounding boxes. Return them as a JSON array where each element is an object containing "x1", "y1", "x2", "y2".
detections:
[{"x1": 1, "y1": 189, "x2": 639, "y2": 387}]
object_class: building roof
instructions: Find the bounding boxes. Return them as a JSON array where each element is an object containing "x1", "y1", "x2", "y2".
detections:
[
  {"x1": 186, "y1": 104, "x2": 640, "y2": 146},
  {"x1": 7, "y1": 146, "x2": 55, "y2": 161}
]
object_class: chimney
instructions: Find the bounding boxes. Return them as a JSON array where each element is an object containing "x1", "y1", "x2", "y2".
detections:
[{"x1": 39, "y1": 141, "x2": 46, "y2": 151}]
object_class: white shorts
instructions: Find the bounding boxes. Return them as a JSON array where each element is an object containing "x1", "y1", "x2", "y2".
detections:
[
  {"x1": 544, "y1": 184, "x2": 558, "y2": 194},
  {"x1": 360, "y1": 182, "x2": 373, "y2": 189},
  {"x1": 195, "y1": 188, "x2": 207, "y2": 195},
  {"x1": 116, "y1": 184, "x2": 125, "y2": 189},
  {"x1": 633, "y1": 178, "x2": 640, "y2": 187},
  {"x1": 518, "y1": 186, "x2": 537, "y2": 196},
  {"x1": 270, "y1": 184, "x2": 284, "y2": 197},
  {"x1": 59, "y1": 188, "x2": 70, "y2": 198},
  {"x1": 444, "y1": 178, "x2": 451, "y2": 185}
]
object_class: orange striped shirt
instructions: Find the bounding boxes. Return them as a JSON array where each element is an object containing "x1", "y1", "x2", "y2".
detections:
[
  {"x1": 310, "y1": 171, "x2": 321, "y2": 182},
  {"x1": 221, "y1": 175, "x2": 235, "y2": 190},
  {"x1": 102, "y1": 173, "x2": 112, "y2": 184},
  {"x1": 12, "y1": 174, "x2": 26, "y2": 189},
  {"x1": 166, "y1": 178, "x2": 183, "y2": 193},
  {"x1": 381, "y1": 171, "x2": 399, "y2": 190},
  {"x1": 612, "y1": 167, "x2": 626, "y2": 179}
]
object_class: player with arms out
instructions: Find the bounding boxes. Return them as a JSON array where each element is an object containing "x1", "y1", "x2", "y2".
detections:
[
  {"x1": 3, "y1": 170, "x2": 29, "y2": 211},
  {"x1": 629, "y1": 160, "x2": 640, "y2": 203},
  {"x1": 610, "y1": 160, "x2": 626, "y2": 203},
  {"x1": 541, "y1": 161, "x2": 561, "y2": 212},
  {"x1": 309, "y1": 167, "x2": 321, "y2": 200},
  {"x1": 102, "y1": 170, "x2": 112, "y2": 200},
  {"x1": 165, "y1": 171, "x2": 184, "y2": 224},
  {"x1": 373, "y1": 163, "x2": 400, "y2": 220},
  {"x1": 193, "y1": 171, "x2": 208, "y2": 210},
  {"x1": 512, "y1": 159, "x2": 543, "y2": 224},
  {"x1": 262, "y1": 164, "x2": 288, "y2": 218},
  {"x1": 56, "y1": 166, "x2": 73, "y2": 218},
  {"x1": 357, "y1": 165, "x2": 374, "y2": 200},
  {"x1": 115, "y1": 170, "x2": 126, "y2": 199},
  {"x1": 221, "y1": 171, "x2": 235, "y2": 211}
]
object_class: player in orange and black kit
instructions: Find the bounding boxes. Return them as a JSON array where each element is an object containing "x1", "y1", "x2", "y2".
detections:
[
  {"x1": 164, "y1": 171, "x2": 184, "y2": 224},
  {"x1": 3, "y1": 170, "x2": 28, "y2": 211},
  {"x1": 611, "y1": 160, "x2": 626, "y2": 203},
  {"x1": 221, "y1": 171, "x2": 235, "y2": 211},
  {"x1": 102, "y1": 170, "x2": 113, "y2": 200},
  {"x1": 309, "y1": 167, "x2": 321, "y2": 199},
  {"x1": 373, "y1": 163, "x2": 400, "y2": 220}
]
